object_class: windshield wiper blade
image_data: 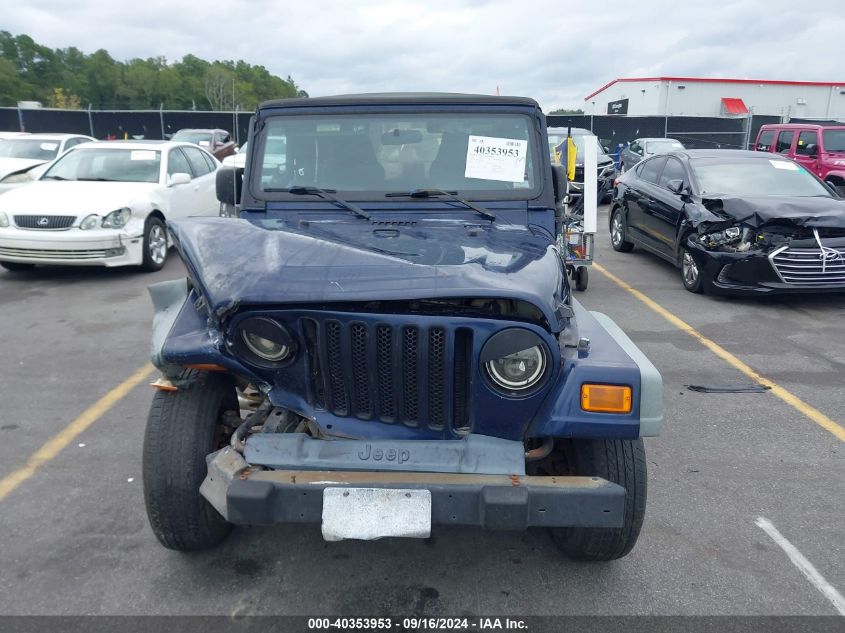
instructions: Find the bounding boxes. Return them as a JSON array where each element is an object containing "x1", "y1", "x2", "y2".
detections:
[
  {"x1": 42, "y1": 175, "x2": 67, "y2": 181},
  {"x1": 267, "y1": 186, "x2": 371, "y2": 220},
  {"x1": 77, "y1": 177, "x2": 118, "y2": 182},
  {"x1": 385, "y1": 188, "x2": 496, "y2": 221}
]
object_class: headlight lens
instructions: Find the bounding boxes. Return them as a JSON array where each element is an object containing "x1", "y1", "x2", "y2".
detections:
[
  {"x1": 79, "y1": 214, "x2": 100, "y2": 230},
  {"x1": 102, "y1": 208, "x2": 131, "y2": 228},
  {"x1": 1, "y1": 172, "x2": 33, "y2": 184},
  {"x1": 481, "y1": 329, "x2": 550, "y2": 394},
  {"x1": 237, "y1": 317, "x2": 295, "y2": 363},
  {"x1": 486, "y1": 346, "x2": 547, "y2": 390},
  {"x1": 0, "y1": 211, "x2": 8, "y2": 228}
]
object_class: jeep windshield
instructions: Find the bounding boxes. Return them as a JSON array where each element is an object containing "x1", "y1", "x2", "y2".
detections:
[{"x1": 254, "y1": 112, "x2": 540, "y2": 200}]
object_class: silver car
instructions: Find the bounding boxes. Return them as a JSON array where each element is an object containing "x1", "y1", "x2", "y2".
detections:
[{"x1": 620, "y1": 138, "x2": 685, "y2": 172}]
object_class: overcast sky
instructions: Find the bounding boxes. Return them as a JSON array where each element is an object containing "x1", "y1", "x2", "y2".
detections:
[{"x1": 6, "y1": 0, "x2": 845, "y2": 111}]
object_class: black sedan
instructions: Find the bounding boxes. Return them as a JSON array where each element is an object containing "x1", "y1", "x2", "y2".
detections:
[{"x1": 609, "y1": 149, "x2": 845, "y2": 295}]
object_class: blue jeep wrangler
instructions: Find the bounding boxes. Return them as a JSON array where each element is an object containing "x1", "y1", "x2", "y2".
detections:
[{"x1": 143, "y1": 93, "x2": 663, "y2": 561}]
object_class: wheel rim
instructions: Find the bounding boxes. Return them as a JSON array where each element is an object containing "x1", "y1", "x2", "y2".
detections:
[
  {"x1": 148, "y1": 224, "x2": 167, "y2": 265},
  {"x1": 611, "y1": 214, "x2": 623, "y2": 246},
  {"x1": 682, "y1": 250, "x2": 699, "y2": 286}
]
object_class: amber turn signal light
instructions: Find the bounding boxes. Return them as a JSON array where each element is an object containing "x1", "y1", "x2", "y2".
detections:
[{"x1": 581, "y1": 384, "x2": 632, "y2": 414}]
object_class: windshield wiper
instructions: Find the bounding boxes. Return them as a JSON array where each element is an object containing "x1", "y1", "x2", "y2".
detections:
[
  {"x1": 385, "y1": 189, "x2": 496, "y2": 221},
  {"x1": 77, "y1": 177, "x2": 119, "y2": 182},
  {"x1": 42, "y1": 175, "x2": 67, "y2": 181},
  {"x1": 263, "y1": 186, "x2": 371, "y2": 220}
]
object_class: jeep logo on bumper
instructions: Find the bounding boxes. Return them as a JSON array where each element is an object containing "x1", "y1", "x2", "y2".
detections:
[{"x1": 358, "y1": 444, "x2": 410, "y2": 464}]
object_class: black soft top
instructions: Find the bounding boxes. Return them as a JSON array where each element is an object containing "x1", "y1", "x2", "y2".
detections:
[{"x1": 259, "y1": 92, "x2": 540, "y2": 110}]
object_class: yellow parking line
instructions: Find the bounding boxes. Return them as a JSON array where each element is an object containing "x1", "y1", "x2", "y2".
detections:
[
  {"x1": 0, "y1": 363, "x2": 155, "y2": 502},
  {"x1": 593, "y1": 262, "x2": 845, "y2": 443}
]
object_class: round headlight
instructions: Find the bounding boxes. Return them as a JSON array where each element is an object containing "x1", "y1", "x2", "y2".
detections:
[
  {"x1": 79, "y1": 214, "x2": 100, "y2": 230},
  {"x1": 242, "y1": 330, "x2": 289, "y2": 361},
  {"x1": 481, "y1": 328, "x2": 550, "y2": 394},
  {"x1": 486, "y1": 346, "x2": 547, "y2": 390},
  {"x1": 237, "y1": 317, "x2": 295, "y2": 363}
]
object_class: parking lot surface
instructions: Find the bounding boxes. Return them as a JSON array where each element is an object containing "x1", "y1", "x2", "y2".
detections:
[{"x1": 0, "y1": 204, "x2": 843, "y2": 616}]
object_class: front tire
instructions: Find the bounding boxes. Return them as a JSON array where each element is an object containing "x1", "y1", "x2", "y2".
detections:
[
  {"x1": 141, "y1": 216, "x2": 168, "y2": 272},
  {"x1": 1, "y1": 261, "x2": 35, "y2": 272},
  {"x1": 680, "y1": 245, "x2": 708, "y2": 294},
  {"x1": 548, "y1": 439, "x2": 647, "y2": 561},
  {"x1": 143, "y1": 370, "x2": 239, "y2": 551}
]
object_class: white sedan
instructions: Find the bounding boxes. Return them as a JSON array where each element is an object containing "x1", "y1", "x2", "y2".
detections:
[
  {"x1": 0, "y1": 141, "x2": 220, "y2": 272},
  {"x1": 0, "y1": 133, "x2": 95, "y2": 194}
]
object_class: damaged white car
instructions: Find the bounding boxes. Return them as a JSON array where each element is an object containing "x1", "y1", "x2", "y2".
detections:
[{"x1": 0, "y1": 141, "x2": 220, "y2": 272}]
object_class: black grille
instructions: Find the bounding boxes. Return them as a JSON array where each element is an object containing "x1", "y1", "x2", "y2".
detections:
[
  {"x1": 305, "y1": 318, "x2": 470, "y2": 431},
  {"x1": 14, "y1": 215, "x2": 75, "y2": 230}
]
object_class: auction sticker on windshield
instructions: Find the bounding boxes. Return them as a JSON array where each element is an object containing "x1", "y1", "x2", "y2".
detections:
[
  {"x1": 131, "y1": 150, "x2": 157, "y2": 161},
  {"x1": 770, "y1": 160, "x2": 799, "y2": 170},
  {"x1": 465, "y1": 135, "x2": 527, "y2": 182}
]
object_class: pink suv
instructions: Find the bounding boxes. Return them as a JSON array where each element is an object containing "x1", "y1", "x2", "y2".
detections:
[{"x1": 754, "y1": 123, "x2": 845, "y2": 196}]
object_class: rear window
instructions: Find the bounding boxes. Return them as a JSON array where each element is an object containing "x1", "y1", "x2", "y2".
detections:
[
  {"x1": 690, "y1": 157, "x2": 831, "y2": 197},
  {"x1": 822, "y1": 129, "x2": 845, "y2": 152},
  {"x1": 756, "y1": 130, "x2": 775, "y2": 152},
  {"x1": 637, "y1": 157, "x2": 666, "y2": 184}
]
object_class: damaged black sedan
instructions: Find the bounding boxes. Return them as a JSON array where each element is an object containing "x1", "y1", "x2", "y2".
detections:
[{"x1": 609, "y1": 149, "x2": 845, "y2": 295}]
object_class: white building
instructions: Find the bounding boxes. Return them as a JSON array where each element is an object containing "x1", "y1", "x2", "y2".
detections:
[{"x1": 583, "y1": 77, "x2": 845, "y2": 120}]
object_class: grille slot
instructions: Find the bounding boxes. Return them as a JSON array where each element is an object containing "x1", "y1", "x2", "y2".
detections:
[
  {"x1": 14, "y1": 215, "x2": 76, "y2": 230},
  {"x1": 771, "y1": 247, "x2": 845, "y2": 285},
  {"x1": 351, "y1": 324, "x2": 372, "y2": 418},
  {"x1": 376, "y1": 325, "x2": 396, "y2": 421},
  {"x1": 453, "y1": 329, "x2": 472, "y2": 433},
  {"x1": 304, "y1": 319, "x2": 463, "y2": 431},
  {"x1": 325, "y1": 321, "x2": 349, "y2": 415},
  {"x1": 401, "y1": 327, "x2": 420, "y2": 425},
  {"x1": 428, "y1": 327, "x2": 446, "y2": 429}
]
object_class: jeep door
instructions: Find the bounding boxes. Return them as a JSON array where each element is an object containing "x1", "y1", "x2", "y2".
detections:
[{"x1": 793, "y1": 129, "x2": 820, "y2": 175}]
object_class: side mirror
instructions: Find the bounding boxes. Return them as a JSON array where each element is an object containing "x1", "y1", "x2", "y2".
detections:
[
  {"x1": 805, "y1": 143, "x2": 818, "y2": 156},
  {"x1": 168, "y1": 172, "x2": 191, "y2": 187},
  {"x1": 216, "y1": 166, "x2": 244, "y2": 206},
  {"x1": 666, "y1": 179, "x2": 686, "y2": 195},
  {"x1": 603, "y1": 145, "x2": 611, "y2": 154}
]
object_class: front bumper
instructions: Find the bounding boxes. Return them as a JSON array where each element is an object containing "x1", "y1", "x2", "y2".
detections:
[
  {"x1": 201, "y1": 447, "x2": 625, "y2": 530},
  {"x1": 0, "y1": 229, "x2": 144, "y2": 267},
  {"x1": 689, "y1": 241, "x2": 845, "y2": 296}
]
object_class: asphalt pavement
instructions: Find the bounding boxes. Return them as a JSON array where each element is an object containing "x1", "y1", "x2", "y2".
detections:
[{"x1": 0, "y1": 205, "x2": 843, "y2": 616}]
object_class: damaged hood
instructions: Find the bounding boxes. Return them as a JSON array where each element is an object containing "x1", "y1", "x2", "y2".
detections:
[
  {"x1": 168, "y1": 216, "x2": 567, "y2": 330},
  {"x1": 696, "y1": 195, "x2": 845, "y2": 229}
]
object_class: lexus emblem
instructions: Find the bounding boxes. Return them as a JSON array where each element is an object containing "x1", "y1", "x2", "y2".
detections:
[{"x1": 38, "y1": 217, "x2": 49, "y2": 226}]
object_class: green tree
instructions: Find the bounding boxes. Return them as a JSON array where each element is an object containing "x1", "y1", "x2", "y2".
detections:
[{"x1": 0, "y1": 32, "x2": 306, "y2": 110}]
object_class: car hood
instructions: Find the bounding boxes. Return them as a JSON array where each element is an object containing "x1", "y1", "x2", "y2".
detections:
[
  {"x1": 694, "y1": 195, "x2": 845, "y2": 229},
  {"x1": 0, "y1": 158, "x2": 46, "y2": 180},
  {"x1": 168, "y1": 216, "x2": 568, "y2": 331},
  {"x1": 0, "y1": 180, "x2": 158, "y2": 215}
]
